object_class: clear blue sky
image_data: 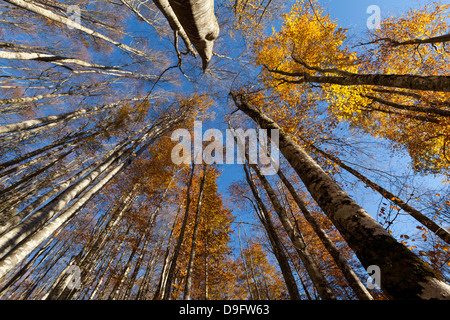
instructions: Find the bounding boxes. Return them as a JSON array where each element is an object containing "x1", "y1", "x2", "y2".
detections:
[{"x1": 320, "y1": 0, "x2": 430, "y2": 30}]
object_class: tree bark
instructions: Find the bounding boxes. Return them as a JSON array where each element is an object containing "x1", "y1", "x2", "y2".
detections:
[
  {"x1": 151, "y1": 0, "x2": 196, "y2": 54},
  {"x1": 267, "y1": 66, "x2": 450, "y2": 92},
  {"x1": 0, "y1": 113, "x2": 184, "y2": 280},
  {"x1": 183, "y1": 164, "x2": 207, "y2": 300},
  {"x1": 167, "y1": 0, "x2": 219, "y2": 70},
  {"x1": 311, "y1": 145, "x2": 450, "y2": 246},
  {"x1": 364, "y1": 95, "x2": 450, "y2": 118},
  {"x1": 243, "y1": 165, "x2": 302, "y2": 300},
  {"x1": 276, "y1": 166, "x2": 374, "y2": 300}
]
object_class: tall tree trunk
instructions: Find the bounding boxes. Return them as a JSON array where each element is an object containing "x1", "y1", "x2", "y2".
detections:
[
  {"x1": 243, "y1": 164, "x2": 301, "y2": 300},
  {"x1": 150, "y1": 0, "x2": 195, "y2": 54},
  {"x1": 268, "y1": 66, "x2": 450, "y2": 92},
  {"x1": 0, "y1": 115, "x2": 182, "y2": 280},
  {"x1": 162, "y1": 164, "x2": 195, "y2": 300},
  {"x1": 0, "y1": 139, "x2": 130, "y2": 258},
  {"x1": 311, "y1": 145, "x2": 450, "y2": 246},
  {"x1": 0, "y1": 47, "x2": 157, "y2": 81},
  {"x1": 249, "y1": 163, "x2": 336, "y2": 300},
  {"x1": 232, "y1": 92, "x2": 450, "y2": 300},
  {"x1": 361, "y1": 33, "x2": 450, "y2": 47},
  {"x1": 0, "y1": 100, "x2": 120, "y2": 135},
  {"x1": 152, "y1": 203, "x2": 183, "y2": 300},
  {"x1": 183, "y1": 164, "x2": 207, "y2": 300},
  {"x1": 122, "y1": 175, "x2": 176, "y2": 299},
  {"x1": 236, "y1": 219, "x2": 254, "y2": 299}
]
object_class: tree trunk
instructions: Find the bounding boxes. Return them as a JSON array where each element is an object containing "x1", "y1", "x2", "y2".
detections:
[
  {"x1": 0, "y1": 113, "x2": 183, "y2": 280},
  {"x1": 249, "y1": 163, "x2": 336, "y2": 300},
  {"x1": 151, "y1": 0, "x2": 195, "y2": 54},
  {"x1": 167, "y1": 0, "x2": 219, "y2": 70},
  {"x1": 183, "y1": 164, "x2": 207, "y2": 300},
  {"x1": 312, "y1": 145, "x2": 450, "y2": 246},
  {"x1": 162, "y1": 164, "x2": 195, "y2": 300},
  {"x1": 0, "y1": 100, "x2": 120, "y2": 135},
  {"x1": 364, "y1": 95, "x2": 450, "y2": 118},
  {"x1": 276, "y1": 166, "x2": 374, "y2": 300}
]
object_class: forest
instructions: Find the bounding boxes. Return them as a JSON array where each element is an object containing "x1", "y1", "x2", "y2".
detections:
[{"x1": 0, "y1": 0, "x2": 449, "y2": 301}]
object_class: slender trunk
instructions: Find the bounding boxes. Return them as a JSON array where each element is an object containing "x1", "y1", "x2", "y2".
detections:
[
  {"x1": 250, "y1": 163, "x2": 336, "y2": 300},
  {"x1": 0, "y1": 156, "x2": 124, "y2": 281},
  {"x1": 0, "y1": 116, "x2": 181, "y2": 279},
  {"x1": 230, "y1": 121, "x2": 332, "y2": 299},
  {"x1": 0, "y1": 149, "x2": 72, "y2": 196},
  {"x1": 363, "y1": 33, "x2": 450, "y2": 47},
  {"x1": 123, "y1": 176, "x2": 175, "y2": 299},
  {"x1": 152, "y1": 203, "x2": 183, "y2": 300},
  {"x1": 204, "y1": 232, "x2": 209, "y2": 300},
  {"x1": 240, "y1": 217, "x2": 262, "y2": 300},
  {"x1": 0, "y1": 139, "x2": 130, "y2": 257},
  {"x1": 27, "y1": 245, "x2": 72, "y2": 299},
  {"x1": 0, "y1": 100, "x2": 120, "y2": 135},
  {"x1": 0, "y1": 236, "x2": 57, "y2": 296},
  {"x1": 2, "y1": 0, "x2": 156, "y2": 62},
  {"x1": 312, "y1": 145, "x2": 450, "y2": 246},
  {"x1": 87, "y1": 237, "x2": 128, "y2": 300},
  {"x1": 0, "y1": 115, "x2": 176, "y2": 257},
  {"x1": 183, "y1": 164, "x2": 207, "y2": 300},
  {"x1": 0, "y1": 47, "x2": 156, "y2": 81},
  {"x1": 363, "y1": 105, "x2": 442, "y2": 124},
  {"x1": 108, "y1": 239, "x2": 142, "y2": 300},
  {"x1": 0, "y1": 92, "x2": 69, "y2": 107},
  {"x1": 232, "y1": 93, "x2": 450, "y2": 299},
  {"x1": 236, "y1": 220, "x2": 254, "y2": 299},
  {"x1": 243, "y1": 165, "x2": 302, "y2": 300},
  {"x1": 0, "y1": 154, "x2": 97, "y2": 236},
  {"x1": 162, "y1": 164, "x2": 195, "y2": 300}
]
